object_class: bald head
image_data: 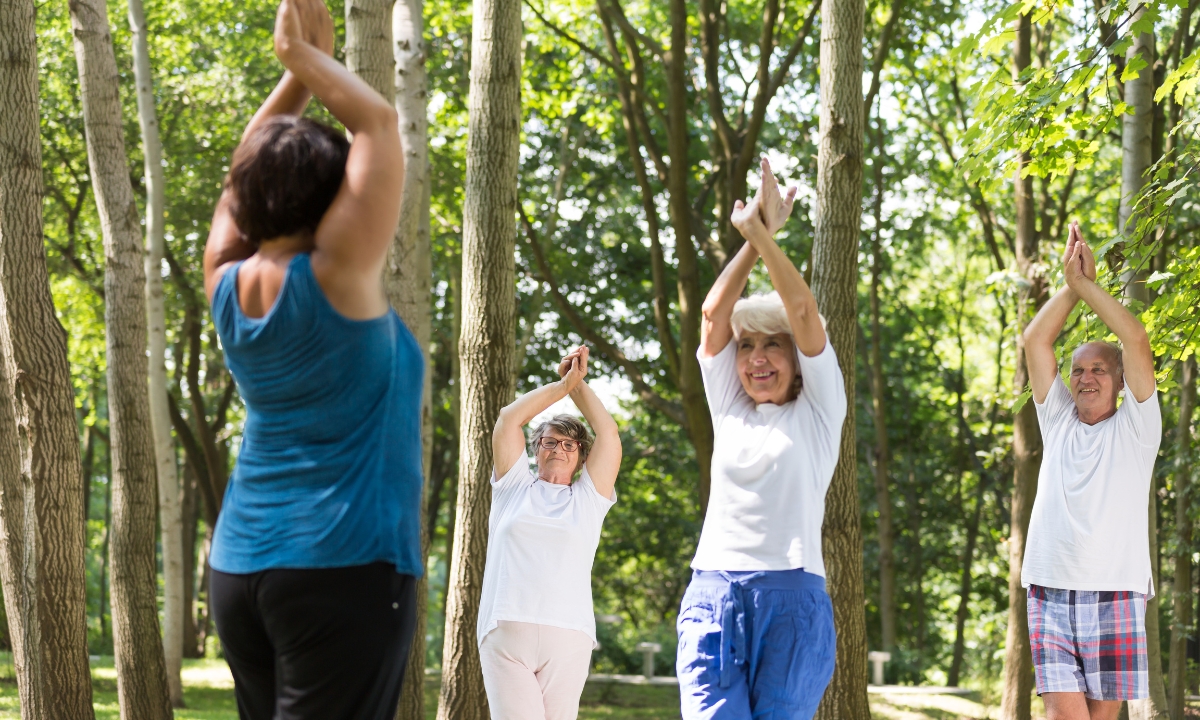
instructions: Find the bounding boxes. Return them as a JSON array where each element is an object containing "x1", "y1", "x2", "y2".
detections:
[{"x1": 1072, "y1": 342, "x2": 1123, "y2": 376}]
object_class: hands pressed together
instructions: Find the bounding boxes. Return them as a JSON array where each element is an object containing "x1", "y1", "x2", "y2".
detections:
[
  {"x1": 731, "y1": 157, "x2": 798, "y2": 247},
  {"x1": 274, "y1": 0, "x2": 334, "y2": 60},
  {"x1": 1062, "y1": 221, "x2": 1098, "y2": 292},
  {"x1": 558, "y1": 346, "x2": 590, "y2": 394}
]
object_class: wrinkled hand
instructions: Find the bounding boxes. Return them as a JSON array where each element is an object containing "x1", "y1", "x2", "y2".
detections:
[
  {"x1": 1062, "y1": 221, "x2": 1097, "y2": 290},
  {"x1": 754, "y1": 157, "x2": 797, "y2": 235},
  {"x1": 557, "y1": 346, "x2": 589, "y2": 392}
]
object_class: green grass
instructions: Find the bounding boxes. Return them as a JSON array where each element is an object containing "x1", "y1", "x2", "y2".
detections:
[{"x1": 0, "y1": 654, "x2": 1077, "y2": 719}]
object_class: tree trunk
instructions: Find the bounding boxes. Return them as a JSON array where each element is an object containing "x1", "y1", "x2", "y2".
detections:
[
  {"x1": 126, "y1": 0, "x2": 185, "y2": 705},
  {"x1": 180, "y1": 465, "x2": 202, "y2": 659},
  {"x1": 810, "y1": 0, "x2": 867, "y2": 712},
  {"x1": 1169, "y1": 358, "x2": 1194, "y2": 720},
  {"x1": 1122, "y1": 19, "x2": 1168, "y2": 720},
  {"x1": 0, "y1": 3, "x2": 96, "y2": 717},
  {"x1": 391, "y1": 0, "x2": 433, "y2": 715},
  {"x1": 949, "y1": 476, "x2": 986, "y2": 687},
  {"x1": 868, "y1": 121, "x2": 895, "y2": 655},
  {"x1": 1000, "y1": 14, "x2": 1041, "y2": 720},
  {"x1": 69, "y1": 0, "x2": 174, "y2": 717},
  {"x1": 436, "y1": 0, "x2": 521, "y2": 716}
]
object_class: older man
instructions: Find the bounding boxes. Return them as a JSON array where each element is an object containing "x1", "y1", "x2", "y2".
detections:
[{"x1": 1022, "y1": 222, "x2": 1161, "y2": 720}]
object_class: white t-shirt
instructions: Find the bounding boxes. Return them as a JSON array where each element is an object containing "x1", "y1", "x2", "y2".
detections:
[
  {"x1": 476, "y1": 456, "x2": 616, "y2": 647},
  {"x1": 1022, "y1": 375, "x2": 1162, "y2": 597},
  {"x1": 691, "y1": 340, "x2": 847, "y2": 574}
]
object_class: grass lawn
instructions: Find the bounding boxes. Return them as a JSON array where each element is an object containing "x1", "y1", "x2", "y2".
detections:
[{"x1": 0, "y1": 655, "x2": 1152, "y2": 719}]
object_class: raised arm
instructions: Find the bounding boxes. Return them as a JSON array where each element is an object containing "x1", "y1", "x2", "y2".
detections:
[
  {"x1": 492, "y1": 348, "x2": 587, "y2": 479},
  {"x1": 732, "y1": 158, "x2": 826, "y2": 357},
  {"x1": 204, "y1": 71, "x2": 316, "y2": 301},
  {"x1": 570, "y1": 369, "x2": 622, "y2": 500},
  {"x1": 1068, "y1": 226, "x2": 1155, "y2": 402},
  {"x1": 701, "y1": 241, "x2": 758, "y2": 358},
  {"x1": 275, "y1": 0, "x2": 404, "y2": 318},
  {"x1": 1024, "y1": 223, "x2": 1090, "y2": 403}
]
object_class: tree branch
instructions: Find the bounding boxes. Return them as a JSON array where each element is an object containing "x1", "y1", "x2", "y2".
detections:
[
  {"x1": 863, "y1": 0, "x2": 909, "y2": 114},
  {"x1": 519, "y1": 206, "x2": 687, "y2": 426},
  {"x1": 524, "y1": 0, "x2": 618, "y2": 71},
  {"x1": 767, "y1": 0, "x2": 822, "y2": 97}
]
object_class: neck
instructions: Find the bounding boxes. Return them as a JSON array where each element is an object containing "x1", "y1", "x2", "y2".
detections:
[
  {"x1": 537, "y1": 470, "x2": 573, "y2": 485},
  {"x1": 256, "y1": 233, "x2": 314, "y2": 259},
  {"x1": 1077, "y1": 405, "x2": 1117, "y2": 425}
]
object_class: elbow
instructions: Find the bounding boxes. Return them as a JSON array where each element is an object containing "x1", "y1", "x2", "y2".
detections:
[{"x1": 355, "y1": 103, "x2": 399, "y2": 136}]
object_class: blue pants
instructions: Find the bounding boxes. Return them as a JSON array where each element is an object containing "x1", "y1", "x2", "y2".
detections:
[{"x1": 676, "y1": 568, "x2": 836, "y2": 720}]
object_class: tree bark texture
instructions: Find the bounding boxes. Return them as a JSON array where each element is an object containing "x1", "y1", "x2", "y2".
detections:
[
  {"x1": 1168, "y1": 358, "x2": 1194, "y2": 720},
  {"x1": 436, "y1": 0, "x2": 521, "y2": 717},
  {"x1": 1000, "y1": 15, "x2": 1040, "y2": 720},
  {"x1": 126, "y1": 0, "x2": 185, "y2": 705},
  {"x1": 810, "y1": 0, "x2": 867, "y2": 714},
  {"x1": 69, "y1": 0, "x2": 175, "y2": 717},
  {"x1": 345, "y1": 0, "x2": 396, "y2": 104},
  {"x1": 0, "y1": 3, "x2": 96, "y2": 717},
  {"x1": 391, "y1": 0, "x2": 434, "y2": 715},
  {"x1": 869, "y1": 124, "x2": 895, "y2": 655},
  {"x1": 1119, "y1": 22, "x2": 1155, "y2": 306}
]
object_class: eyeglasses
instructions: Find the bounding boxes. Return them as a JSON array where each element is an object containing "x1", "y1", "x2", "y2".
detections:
[{"x1": 537, "y1": 437, "x2": 579, "y2": 452}]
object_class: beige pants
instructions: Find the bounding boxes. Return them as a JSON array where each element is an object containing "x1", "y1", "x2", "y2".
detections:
[{"x1": 480, "y1": 620, "x2": 593, "y2": 720}]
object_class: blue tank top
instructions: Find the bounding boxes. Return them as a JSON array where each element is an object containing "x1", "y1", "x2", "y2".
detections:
[{"x1": 208, "y1": 253, "x2": 424, "y2": 576}]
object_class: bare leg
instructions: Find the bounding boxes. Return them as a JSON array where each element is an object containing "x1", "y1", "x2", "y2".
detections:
[{"x1": 1043, "y1": 693, "x2": 1121, "y2": 720}]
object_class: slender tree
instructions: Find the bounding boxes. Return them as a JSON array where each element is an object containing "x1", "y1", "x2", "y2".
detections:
[
  {"x1": 126, "y1": 0, "x2": 185, "y2": 705},
  {"x1": 1169, "y1": 358, "x2": 1195, "y2": 720},
  {"x1": 999, "y1": 14, "x2": 1041, "y2": 720},
  {"x1": 68, "y1": 0, "x2": 174, "y2": 717},
  {"x1": 392, "y1": 0, "x2": 434, "y2": 715},
  {"x1": 867, "y1": 119, "x2": 896, "y2": 656},
  {"x1": 437, "y1": 0, "x2": 521, "y2": 715},
  {"x1": 0, "y1": 2, "x2": 96, "y2": 717},
  {"x1": 810, "y1": 0, "x2": 867, "y2": 713}
]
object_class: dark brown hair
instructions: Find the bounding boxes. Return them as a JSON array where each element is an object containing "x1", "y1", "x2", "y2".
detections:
[{"x1": 225, "y1": 116, "x2": 349, "y2": 246}]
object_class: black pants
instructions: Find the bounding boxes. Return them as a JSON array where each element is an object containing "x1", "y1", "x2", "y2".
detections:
[{"x1": 211, "y1": 562, "x2": 417, "y2": 720}]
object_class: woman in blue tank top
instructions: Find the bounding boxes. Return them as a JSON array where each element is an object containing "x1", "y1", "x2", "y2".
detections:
[{"x1": 202, "y1": 2, "x2": 422, "y2": 718}]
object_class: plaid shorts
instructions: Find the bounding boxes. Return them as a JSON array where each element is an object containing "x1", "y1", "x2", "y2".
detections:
[{"x1": 1027, "y1": 584, "x2": 1148, "y2": 700}]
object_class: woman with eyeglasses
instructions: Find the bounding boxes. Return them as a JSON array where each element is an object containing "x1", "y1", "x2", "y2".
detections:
[{"x1": 478, "y1": 345, "x2": 622, "y2": 720}]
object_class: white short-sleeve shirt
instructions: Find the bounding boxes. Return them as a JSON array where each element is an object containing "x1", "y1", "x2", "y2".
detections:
[
  {"x1": 476, "y1": 456, "x2": 616, "y2": 647},
  {"x1": 691, "y1": 339, "x2": 847, "y2": 575},
  {"x1": 1022, "y1": 375, "x2": 1162, "y2": 596}
]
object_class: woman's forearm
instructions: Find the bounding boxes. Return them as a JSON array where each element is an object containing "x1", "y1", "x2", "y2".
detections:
[
  {"x1": 242, "y1": 71, "x2": 311, "y2": 142},
  {"x1": 701, "y1": 241, "x2": 759, "y2": 355},
  {"x1": 570, "y1": 382, "x2": 617, "y2": 438},
  {"x1": 499, "y1": 380, "x2": 572, "y2": 428},
  {"x1": 275, "y1": 39, "x2": 395, "y2": 135},
  {"x1": 748, "y1": 231, "x2": 825, "y2": 355}
]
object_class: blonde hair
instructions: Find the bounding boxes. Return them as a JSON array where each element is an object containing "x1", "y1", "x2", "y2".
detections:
[{"x1": 730, "y1": 292, "x2": 826, "y2": 340}]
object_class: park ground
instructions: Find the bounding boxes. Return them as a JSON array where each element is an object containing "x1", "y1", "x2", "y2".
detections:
[{"x1": 0, "y1": 654, "x2": 1137, "y2": 719}]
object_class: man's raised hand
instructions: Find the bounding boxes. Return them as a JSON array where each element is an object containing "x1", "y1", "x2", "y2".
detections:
[{"x1": 1063, "y1": 221, "x2": 1097, "y2": 290}]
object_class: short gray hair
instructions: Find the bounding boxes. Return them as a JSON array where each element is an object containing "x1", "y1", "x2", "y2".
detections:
[
  {"x1": 529, "y1": 414, "x2": 593, "y2": 470},
  {"x1": 731, "y1": 292, "x2": 791, "y2": 341}
]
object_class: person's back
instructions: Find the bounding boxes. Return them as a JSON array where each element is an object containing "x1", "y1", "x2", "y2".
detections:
[
  {"x1": 209, "y1": 253, "x2": 423, "y2": 574},
  {"x1": 201, "y1": 2, "x2": 422, "y2": 718}
]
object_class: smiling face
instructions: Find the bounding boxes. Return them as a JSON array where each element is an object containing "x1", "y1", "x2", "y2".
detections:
[
  {"x1": 1070, "y1": 342, "x2": 1123, "y2": 423},
  {"x1": 736, "y1": 331, "x2": 799, "y2": 405},
  {"x1": 534, "y1": 427, "x2": 582, "y2": 484}
]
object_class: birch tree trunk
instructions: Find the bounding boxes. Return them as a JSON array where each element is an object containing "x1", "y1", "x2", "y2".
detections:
[
  {"x1": 0, "y1": 3, "x2": 96, "y2": 717},
  {"x1": 437, "y1": 0, "x2": 521, "y2": 715},
  {"x1": 810, "y1": 0, "x2": 867, "y2": 713},
  {"x1": 391, "y1": 0, "x2": 434, "y2": 716},
  {"x1": 1169, "y1": 358, "x2": 1195, "y2": 720},
  {"x1": 69, "y1": 0, "x2": 174, "y2": 717},
  {"x1": 126, "y1": 0, "x2": 185, "y2": 706},
  {"x1": 1000, "y1": 15, "x2": 1041, "y2": 720}
]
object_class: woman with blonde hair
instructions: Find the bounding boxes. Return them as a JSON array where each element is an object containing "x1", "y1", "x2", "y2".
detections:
[
  {"x1": 676, "y1": 158, "x2": 846, "y2": 719},
  {"x1": 479, "y1": 345, "x2": 623, "y2": 720}
]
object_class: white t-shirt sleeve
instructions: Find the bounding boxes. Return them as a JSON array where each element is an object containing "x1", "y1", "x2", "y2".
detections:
[
  {"x1": 698, "y1": 341, "x2": 744, "y2": 420},
  {"x1": 1117, "y1": 382, "x2": 1163, "y2": 447},
  {"x1": 491, "y1": 456, "x2": 533, "y2": 515},
  {"x1": 796, "y1": 340, "x2": 847, "y2": 430},
  {"x1": 575, "y1": 469, "x2": 618, "y2": 515},
  {"x1": 1034, "y1": 374, "x2": 1075, "y2": 431}
]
